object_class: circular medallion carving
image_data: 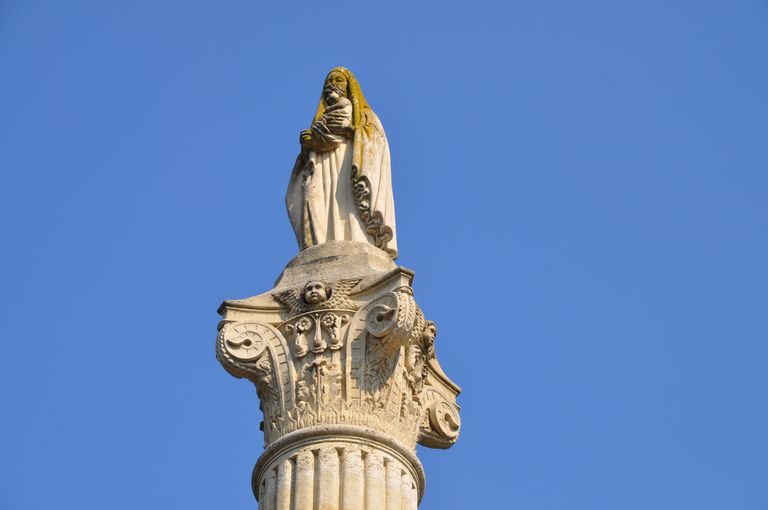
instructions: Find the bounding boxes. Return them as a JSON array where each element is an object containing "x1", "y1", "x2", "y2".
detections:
[
  {"x1": 222, "y1": 323, "x2": 268, "y2": 361},
  {"x1": 429, "y1": 400, "x2": 461, "y2": 440},
  {"x1": 366, "y1": 293, "x2": 398, "y2": 338}
]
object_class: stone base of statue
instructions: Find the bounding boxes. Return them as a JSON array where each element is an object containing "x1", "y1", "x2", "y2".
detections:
[{"x1": 217, "y1": 242, "x2": 460, "y2": 509}]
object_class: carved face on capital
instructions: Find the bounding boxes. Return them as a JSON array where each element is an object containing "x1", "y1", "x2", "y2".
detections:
[
  {"x1": 324, "y1": 72, "x2": 347, "y2": 105},
  {"x1": 422, "y1": 321, "x2": 437, "y2": 357},
  {"x1": 423, "y1": 321, "x2": 437, "y2": 342},
  {"x1": 303, "y1": 281, "x2": 328, "y2": 305}
]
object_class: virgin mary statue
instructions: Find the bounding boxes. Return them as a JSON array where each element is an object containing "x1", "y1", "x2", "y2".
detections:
[{"x1": 286, "y1": 67, "x2": 397, "y2": 259}]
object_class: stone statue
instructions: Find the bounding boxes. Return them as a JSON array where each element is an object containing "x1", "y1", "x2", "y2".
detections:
[
  {"x1": 286, "y1": 67, "x2": 398, "y2": 259},
  {"x1": 217, "y1": 69, "x2": 460, "y2": 510}
]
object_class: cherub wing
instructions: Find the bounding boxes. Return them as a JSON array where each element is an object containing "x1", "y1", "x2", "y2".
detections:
[
  {"x1": 273, "y1": 288, "x2": 303, "y2": 314},
  {"x1": 327, "y1": 278, "x2": 362, "y2": 309}
]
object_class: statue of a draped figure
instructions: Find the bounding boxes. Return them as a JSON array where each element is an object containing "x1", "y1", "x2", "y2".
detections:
[{"x1": 286, "y1": 67, "x2": 398, "y2": 259}]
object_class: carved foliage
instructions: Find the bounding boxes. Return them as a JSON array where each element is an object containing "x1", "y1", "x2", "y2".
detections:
[
  {"x1": 217, "y1": 280, "x2": 461, "y2": 449},
  {"x1": 282, "y1": 311, "x2": 351, "y2": 358}
]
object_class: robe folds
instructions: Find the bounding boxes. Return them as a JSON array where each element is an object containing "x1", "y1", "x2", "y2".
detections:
[{"x1": 286, "y1": 109, "x2": 398, "y2": 259}]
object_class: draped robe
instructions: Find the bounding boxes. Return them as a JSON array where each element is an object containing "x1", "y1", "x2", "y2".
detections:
[{"x1": 286, "y1": 97, "x2": 397, "y2": 259}]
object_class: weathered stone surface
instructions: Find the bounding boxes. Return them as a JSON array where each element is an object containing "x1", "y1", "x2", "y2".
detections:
[
  {"x1": 287, "y1": 67, "x2": 397, "y2": 258},
  {"x1": 275, "y1": 241, "x2": 397, "y2": 289},
  {"x1": 218, "y1": 242, "x2": 460, "y2": 448},
  {"x1": 216, "y1": 69, "x2": 460, "y2": 509},
  {"x1": 253, "y1": 426, "x2": 424, "y2": 510}
]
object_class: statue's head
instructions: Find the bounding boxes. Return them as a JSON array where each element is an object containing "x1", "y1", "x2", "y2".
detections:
[
  {"x1": 303, "y1": 281, "x2": 328, "y2": 305},
  {"x1": 324, "y1": 70, "x2": 348, "y2": 105},
  {"x1": 312, "y1": 67, "x2": 371, "y2": 135}
]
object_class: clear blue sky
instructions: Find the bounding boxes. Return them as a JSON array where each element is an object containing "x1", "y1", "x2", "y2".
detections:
[{"x1": 1, "y1": 1, "x2": 767, "y2": 508}]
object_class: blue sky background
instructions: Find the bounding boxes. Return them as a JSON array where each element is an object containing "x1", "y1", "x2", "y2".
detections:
[{"x1": 1, "y1": 1, "x2": 767, "y2": 508}]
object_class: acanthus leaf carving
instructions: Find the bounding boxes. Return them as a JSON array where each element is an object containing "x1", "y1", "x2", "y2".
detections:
[{"x1": 218, "y1": 275, "x2": 460, "y2": 450}]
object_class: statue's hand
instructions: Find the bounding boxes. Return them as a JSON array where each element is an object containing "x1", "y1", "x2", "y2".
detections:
[{"x1": 300, "y1": 130, "x2": 313, "y2": 150}]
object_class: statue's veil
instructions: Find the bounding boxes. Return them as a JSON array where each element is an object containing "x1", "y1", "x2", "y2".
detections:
[{"x1": 287, "y1": 68, "x2": 398, "y2": 258}]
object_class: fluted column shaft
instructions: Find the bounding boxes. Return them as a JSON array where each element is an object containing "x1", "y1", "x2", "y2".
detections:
[{"x1": 254, "y1": 428, "x2": 423, "y2": 510}]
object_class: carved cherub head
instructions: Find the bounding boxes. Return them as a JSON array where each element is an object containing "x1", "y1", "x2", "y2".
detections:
[
  {"x1": 324, "y1": 70, "x2": 348, "y2": 105},
  {"x1": 422, "y1": 320, "x2": 437, "y2": 359},
  {"x1": 274, "y1": 278, "x2": 360, "y2": 314},
  {"x1": 303, "y1": 281, "x2": 328, "y2": 305}
]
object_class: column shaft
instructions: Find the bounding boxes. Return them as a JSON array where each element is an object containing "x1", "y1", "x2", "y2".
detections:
[
  {"x1": 317, "y1": 448, "x2": 341, "y2": 510},
  {"x1": 275, "y1": 459, "x2": 293, "y2": 510},
  {"x1": 294, "y1": 450, "x2": 315, "y2": 510}
]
